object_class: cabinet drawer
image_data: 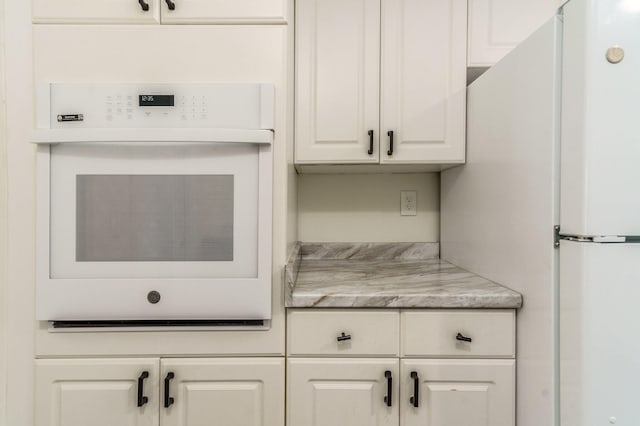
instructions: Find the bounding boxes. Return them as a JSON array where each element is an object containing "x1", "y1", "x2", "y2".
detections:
[
  {"x1": 401, "y1": 310, "x2": 515, "y2": 357},
  {"x1": 287, "y1": 310, "x2": 399, "y2": 356}
]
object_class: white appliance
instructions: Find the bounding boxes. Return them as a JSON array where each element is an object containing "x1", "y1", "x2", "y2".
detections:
[
  {"x1": 34, "y1": 83, "x2": 274, "y2": 328},
  {"x1": 441, "y1": 1, "x2": 640, "y2": 425}
]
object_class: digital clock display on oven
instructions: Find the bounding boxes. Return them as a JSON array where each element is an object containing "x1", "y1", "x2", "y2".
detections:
[{"x1": 139, "y1": 94, "x2": 175, "y2": 107}]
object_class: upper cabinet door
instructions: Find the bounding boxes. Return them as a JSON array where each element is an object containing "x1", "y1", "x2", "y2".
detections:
[
  {"x1": 295, "y1": 0, "x2": 381, "y2": 164},
  {"x1": 35, "y1": 358, "x2": 160, "y2": 426},
  {"x1": 468, "y1": 0, "x2": 562, "y2": 66},
  {"x1": 161, "y1": 358, "x2": 284, "y2": 426},
  {"x1": 380, "y1": 0, "x2": 467, "y2": 164},
  {"x1": 159, "y1": 0, "x2": 287, "y2": 24},
  {"x1": 33, "y1": 0, "x2": 161, "y2": 24}
]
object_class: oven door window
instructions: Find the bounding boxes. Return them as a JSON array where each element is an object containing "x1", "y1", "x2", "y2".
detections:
[
  {"x1": 50, "y1": 142, "x2": 259, "y2": 279},
  {"x1": 76, "y1": 174, "x2": 234, "y2": 262}
]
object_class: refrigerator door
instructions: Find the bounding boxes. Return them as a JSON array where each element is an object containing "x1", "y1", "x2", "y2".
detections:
[
  {"x1": 560, "y1": 0, "x2": 640, "y2": 236},
  {"x1": 560, "y1": 240, "x2": 640, "y2": 426}
]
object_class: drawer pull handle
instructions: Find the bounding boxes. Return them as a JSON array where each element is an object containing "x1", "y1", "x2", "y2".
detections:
[
  {"x1": 337, "y1": 332, "x2": 352, "y2": 342},
  {"x1": 164, "y1": 372, "x2": 175, "y2": 408},
  {"x1": 138, "y1": 0, "x2": 150, "y2": 11},
  {"x1": 456, "y1": 332, "x2": 472, "y2": 343},
  {"x1": 410, "y1": 371, "x2": 419, "y2": 407},
  {"x1": 384, "y1": 370, "x2": 393, "y2": 407},
  {"x1": 165, "y1": 0, "x2": 176, "y2": 10},
  {"x1": 137, "y1": 371, "x2": 149, "y2": 407}
]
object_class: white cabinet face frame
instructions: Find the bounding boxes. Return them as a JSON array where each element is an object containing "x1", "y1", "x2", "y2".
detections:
[
  {"x1": 287, "y1": 358, "x2": 399, "y2": 426},
  {"x1": 295, "y1": 0, "x2": 381, "y2": 163},
  {"x1": 32, "y1": 0, "x2": 287, "y2": 24}
]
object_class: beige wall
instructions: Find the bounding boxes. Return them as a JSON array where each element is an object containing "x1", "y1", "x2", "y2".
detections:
[{"x1": 298, "y1": 173, "x2": 440, "y2": 242}]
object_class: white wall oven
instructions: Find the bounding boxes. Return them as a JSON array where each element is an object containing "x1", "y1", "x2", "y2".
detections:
[{"x1": 34, "y1": 83, "x2": 274, "y2": 329}]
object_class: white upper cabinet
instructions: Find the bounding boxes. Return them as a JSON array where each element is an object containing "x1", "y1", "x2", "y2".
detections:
[
  {"x1": 32, "y1": 0, "x2": 288, "y2": 24},
  {"x1": 468, "y1": 0, "x2": 562, "y2": 66},
  {"x1": 295, "y1": 0, "x2": 381, "y2": 163},
  {"x1": 295, "y1": 0, "x2": 467, "y2": 166},
  {"x1": 380, "y1": 0, "x2": 466, "y2": 164}
]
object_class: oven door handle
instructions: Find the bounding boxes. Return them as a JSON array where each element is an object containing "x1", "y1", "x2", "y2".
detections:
[{"x1": 31, "y1": 128, "x2": 274, "y2": 145}]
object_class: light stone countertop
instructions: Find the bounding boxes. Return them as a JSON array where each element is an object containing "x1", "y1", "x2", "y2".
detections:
[{"x1": 285, "y1": 243, "x2": 523, "y2": 309}]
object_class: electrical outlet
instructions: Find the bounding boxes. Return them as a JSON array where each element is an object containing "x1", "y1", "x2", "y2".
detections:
[{"x1": 400, "y1": 191, "x2": 417, "y2": 216}]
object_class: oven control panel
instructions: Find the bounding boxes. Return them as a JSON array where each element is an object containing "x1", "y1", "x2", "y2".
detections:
[
  {"x1": 97, "y1": 93, "x2": 208, "y2": 124},
  {"x1": 39, "y1": 83, "x2": 274, "y2": 129}
]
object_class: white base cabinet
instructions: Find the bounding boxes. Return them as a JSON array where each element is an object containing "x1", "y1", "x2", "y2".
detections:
[
  {"x1": 286, "y1": 309, "x2": 516, "y2": 426},
  {"x1": 400, "y1": 359, "x2": 515, "y2": 426},
  {"x1": 36, "y1": 358, "x2": 284, "y2": 426},
  {"x1": 287, "y1": 358, "x2": 399, "y2": 426}
]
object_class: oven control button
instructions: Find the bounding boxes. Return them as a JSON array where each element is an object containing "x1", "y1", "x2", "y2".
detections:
[{"x1": 147, "y1": 291, "x2": 161, "y2": 304}]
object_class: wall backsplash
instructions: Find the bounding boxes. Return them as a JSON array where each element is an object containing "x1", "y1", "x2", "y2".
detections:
[{"x1": 297, "y1": 173, "x2": 440, "y2": 242}]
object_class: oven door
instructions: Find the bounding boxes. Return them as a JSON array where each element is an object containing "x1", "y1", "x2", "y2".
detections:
[{"x1": 37, "y1": 141, "x2": 272, "y2": 322}]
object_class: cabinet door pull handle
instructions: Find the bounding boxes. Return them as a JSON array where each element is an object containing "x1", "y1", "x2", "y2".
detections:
[
  {"x1": 367, "y1": 130, "x2": 374, "y2": 155},
  {"x1": 409, "y1": 371, "x2": 419, "y2": 407},
  {"x1": 165, "y1": 0, "x2": 176, "y2": 10},
  {"x1": 138, "y1": 0, "x2": 150, "y2": 11},
  {"x1": 387, "y1": 130, "x2": 394, "y2": 156},
  {"x1": 456, "y1": 332, "x2": 472, "y2": 343},
  {"x1": 384, "y1": 370, "x2": 393, "y2": 407},
  {"x1": 164, "y1": 372, "x2": 175, "y2": 408},
  {"x1": 337, "y1": 332, "x2": 352, "y2": 342},
  {"x1": 137, "y1": 371, "x2": 149, "y2": 407}
]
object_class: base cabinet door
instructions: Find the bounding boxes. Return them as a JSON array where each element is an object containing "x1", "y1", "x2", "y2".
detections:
[
  {"x1": 36, "y1": 357, "x2": 284, "y2": 426},
  {"x1": 400, "y1": 359, "x2": 515, "y2": 426},
  {"x1": 35, "y1": 358, "x2": 160, "y2": 426},
  {"x1": 287, "y1": 358, "x2": 399, "y2": 426},
  {"x1": 161, "y1": 358, "x2": 284, "y2": 426}
]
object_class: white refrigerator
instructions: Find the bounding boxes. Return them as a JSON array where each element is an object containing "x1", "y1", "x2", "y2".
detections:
[{"x1": 441, "y1": 0, "x2": 640, "y2": 425}]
